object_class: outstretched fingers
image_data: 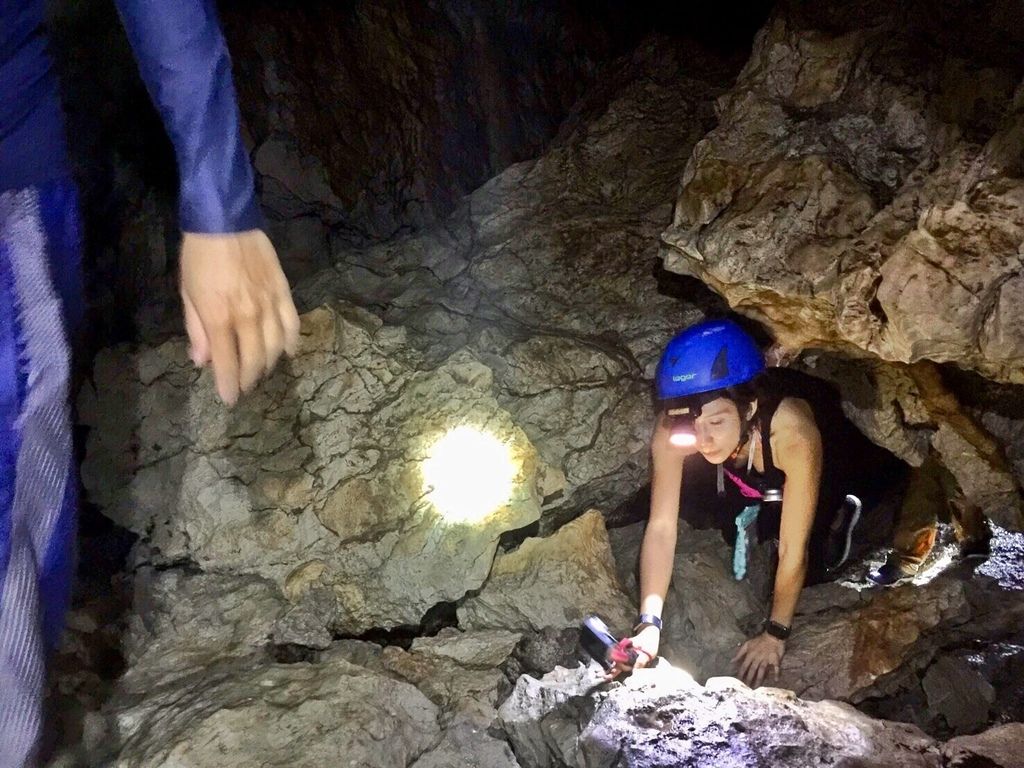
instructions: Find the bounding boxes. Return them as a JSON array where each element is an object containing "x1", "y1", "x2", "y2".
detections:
[{"x1": 204, "y1": 312, "x2": 241, "y2": 406}]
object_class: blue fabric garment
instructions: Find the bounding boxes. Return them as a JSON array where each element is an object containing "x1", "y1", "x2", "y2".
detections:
[
  {"x1": 1, "y1": 0, "x2": 261, "y2": 233},
  {"x1": 0, "y1": 177, "x2": 80, "y2": 768},
  {"x1": 0, "y1": 0, "x2": 68, "y2": 192},
  {"x1": 733, "y1": 504, "x2": 760, "y2": 581}
]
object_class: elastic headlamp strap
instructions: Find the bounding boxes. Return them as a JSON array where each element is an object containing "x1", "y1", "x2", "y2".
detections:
[{"x1": 729, "y1": 419, "x2": 751, "y2": 462}]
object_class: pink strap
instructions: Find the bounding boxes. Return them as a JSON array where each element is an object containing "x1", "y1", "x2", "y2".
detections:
[{"x1": 723, "y1": 467, "x2": 763, "y2": 499}]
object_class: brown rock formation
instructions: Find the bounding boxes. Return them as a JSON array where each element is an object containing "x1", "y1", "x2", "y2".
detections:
[{"x1": 663, "y1": 0, "x2": 1024, "y2": 385}]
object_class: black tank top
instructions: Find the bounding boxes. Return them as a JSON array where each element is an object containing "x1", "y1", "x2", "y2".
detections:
[{"x1": 750, "y1": 368, "x2": 901, "y2": 548}]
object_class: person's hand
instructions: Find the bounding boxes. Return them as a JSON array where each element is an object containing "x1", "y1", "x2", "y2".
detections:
[
  {"x1": 733, "y1": 632, "x2": 785, "y2": 688},
  {"x1": 605, "y1": 624, "x2": 660, "y2": 680},
  {"x1": 651, "y1": 413, "x2": 698, "y2": 469},
  {"x1": 180, "y1": 230, "x2": 300, "y2": 406}
]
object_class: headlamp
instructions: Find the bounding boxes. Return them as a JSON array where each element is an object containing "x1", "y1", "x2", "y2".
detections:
[{"x1": 665, "y1": 406, "x2": 697, "y2": 448}]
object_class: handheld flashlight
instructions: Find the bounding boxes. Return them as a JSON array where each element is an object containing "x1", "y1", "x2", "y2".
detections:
[
  {"x1": 580, "y1": 615, "x2": 637, "y2": 670},
  {"x1": 665, "y1": 406, "x2": 697, "y2": 448}
]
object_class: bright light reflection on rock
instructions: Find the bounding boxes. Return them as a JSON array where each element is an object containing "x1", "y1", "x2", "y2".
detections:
[
  {"x1": 423, "y1": 426, "x2": 517, "y2": 524},
  {"x1": 911, "y1": 542, "x2": 957, "y2": 586},
  {"x1": 634, "y1": 659, "x2": 697, "y2": 690},
  {"x1": 976, "y1": 524, "x2": 1024, "y2": 590}
]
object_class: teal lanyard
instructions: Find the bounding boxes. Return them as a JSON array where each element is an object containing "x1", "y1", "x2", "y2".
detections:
[{"x1": 733, "y1": 503, "x2": 761, "y2": 580}]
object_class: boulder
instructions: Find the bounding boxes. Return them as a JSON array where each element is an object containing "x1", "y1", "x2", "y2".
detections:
[
  {"x1": 943, "y1": 723, "x2": 1024, "y2": 768},
  {"x1": 378, "y1": 629, "x2": 522, "y2": 727},
  {"x1": 93, "y1": 656, "x2": 440, "y2": 768},
  {"x1": 498, "y1": 664, "x2": 605, "y2": 768},
  {"x1": 120, "y1": 569, "x2": 287, "y2": 684},
  {"x1": 458, "y1": 511, "x2": 634, "y2": 634},
  {"x1": 411, "y1": 717, "x2": 522, "y2": 768},
  {"x1": 921, "y1": 656, "x2": 995, "y2": 733},
  {"x1": 782, "y1": 579, "x2": 970, "y2": 702},
  {"x1": 499, "y1": 664, "x2": 946, "y2": 768},
  {"x1": 411, "y1": 628, "x2": 523, "y2": 669}
]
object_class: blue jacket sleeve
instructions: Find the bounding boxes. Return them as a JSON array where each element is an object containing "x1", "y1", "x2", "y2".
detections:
[{"x1": 113, "y1": 0, "x2": 263, "y2": 233}]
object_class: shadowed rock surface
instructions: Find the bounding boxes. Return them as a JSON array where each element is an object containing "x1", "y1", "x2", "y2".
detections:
[
  {"x1": 100, "y1": 656, "x2": 441, "y2": 768},
  {"x1": 223, "y1": 1, "x2": 647, "y2": 243},
  {"x1": 291, "y1": 37, "x2": 737, "y2": 528}
]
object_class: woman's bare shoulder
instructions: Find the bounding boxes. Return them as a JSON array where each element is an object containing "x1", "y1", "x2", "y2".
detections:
[{"x1": 769, "y1": 397, "x2": 821, "y2": 459}]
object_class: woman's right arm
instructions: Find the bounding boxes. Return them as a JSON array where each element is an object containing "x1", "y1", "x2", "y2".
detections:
[
  {"x1": 639, "y1": 418, "x2": 685, "y2": 621},
  {"x1": 611, "y1": 415, "x2": 689, "y2": 675}
]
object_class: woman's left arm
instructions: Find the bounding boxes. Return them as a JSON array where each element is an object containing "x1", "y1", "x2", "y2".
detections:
[
  {"x1": 735, "y1": 398, "x2": 822, "y2": 686},
  {"x1": 768, "y1": 399, "x2": 822, "y2": 625}
]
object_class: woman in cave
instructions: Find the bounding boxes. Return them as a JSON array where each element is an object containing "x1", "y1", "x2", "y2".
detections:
[{"x1": 613, "y1": 318, "x2": 910, "y2": 687}]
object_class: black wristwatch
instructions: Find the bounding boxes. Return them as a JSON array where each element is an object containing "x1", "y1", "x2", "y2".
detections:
[
  {"x1": 634, "y1": 613, "x2": 663, "y2": 633},
  {"x1": 763, "y1": 619, "x2": 791, "y2": 641}
]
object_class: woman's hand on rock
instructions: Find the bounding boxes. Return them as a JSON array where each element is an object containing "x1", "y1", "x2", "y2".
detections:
[
  {"x1": 605, "y1": 624, "x2": 660, "y2": 680},
  {"x1": 733, "y1": 632, "x2": 785, "y2": 688}
]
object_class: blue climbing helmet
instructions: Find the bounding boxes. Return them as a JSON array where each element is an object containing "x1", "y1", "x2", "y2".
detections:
[{"x1": 655, "y1": 319, "x2": 764, "y2": 402}]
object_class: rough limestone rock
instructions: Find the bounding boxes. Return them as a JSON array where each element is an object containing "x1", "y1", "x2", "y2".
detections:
[
  {"x1": 377, "y1": 630, "x2": 521, "y2": 727},
  {"x1": 94, "y1": 657, "x2": 440, "y2": 768},
  {"x1": 921, "y1": 655, "x2": 996, "y2": 733},
  {"x1": 510, "y1": 627, "x2": 584, "y2": 679},
  {"x1": 782, "y1": 579, "x2": 971, "y2": 702},
  {"x1": 982, "y1": 411, "x2": 1024, "y2": 493},
  {"x1": 794, "y1": 355, "x2": 1024, "y2": 529},
  {"x1": 790, "y1": 354, "x2": 935, "y2": 467},
  {"x1": 411, "y1": 717, "x2": 522, "y2": 768},
  {"x1": 499, "y1": 664, "x2": 946, "y2": 768},
  {"x1": 458, "y1": 511, "x2": 634, "y2": 633},
  {"x1": 379, "y1": 646, "x2": 509, "y2": 728},
  {"x1": 118, "y1": 569, "x2": 287, "y2": 686},
  {"x1": 943, "y1": 723, "x2": 1024, "y2": 768},
  {"x1": 663, "y1": 0, "x2": 1024, "y2": 387},
  {"x1": 498, "y1": 664, "x2": 603, "y2": 768},
  {"x1": 80, "y1": 305, "x2": 546, "y2": 634},
  {"x1": 411, "y1": 628, "x2": 523, "y2": 668}
]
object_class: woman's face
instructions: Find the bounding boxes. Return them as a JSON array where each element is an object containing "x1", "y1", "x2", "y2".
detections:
[{"x1": 693, "y1": 397, "x2": 743, "y2": 464}]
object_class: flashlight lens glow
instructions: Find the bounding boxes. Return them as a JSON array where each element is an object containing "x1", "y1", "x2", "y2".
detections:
[
  {"x1": 422, "y1": 426, "x2": 517, "y2": 523},
  {"x1": 669, "y1": 432, "x2": 697, "y2": 448}
]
